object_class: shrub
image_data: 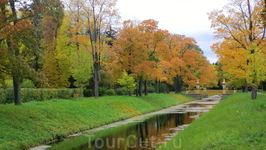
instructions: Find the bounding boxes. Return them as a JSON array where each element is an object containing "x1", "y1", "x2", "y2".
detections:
[
  {"x1": 21, "y1": 88, "x2": 35, "y2": 102},
  {"x1": 21, "y1": 80, "x2": 36, "y2": 88},
  {"x1": 147, "y1": 86, "x2": 156, "y2": 93},
  {"x1": 115, "y1": 88, "x2": 127, "y2": 95},
  {"x1": 58, "y1": 89, "x2": 73, "y2": 99},
  {"x1": 105, "y1": 89, "x2": 115, "y2": 96},
  {"x1": 83, "y1": 89, "x2": 92, "y2": 97},
  {"x1": 0, "y1": 89, "x2": 6, "y2": 104},
  {"x1": 99, "y1": 87, "x2": 108, "y2": 96},
  {"x1": 159, "y1": 83, "x2": 166, "y2": 93},
  {"x1": 0, "y1": 88, "x2": 82, "y2": 104}
]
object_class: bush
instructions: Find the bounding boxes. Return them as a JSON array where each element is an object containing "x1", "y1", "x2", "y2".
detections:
[
  {"x1": 115, "y1": 88, "x2": 127, "y2": 95},
  {"x1": 0, "y1": 88, "x2": 82, "y2": 104},
  {"x1": 105, "y1": 89, "x2": 115, "y2": 96},
  {"x1": 147, "y1": 86, "x2": 156, "y2": 93},
  {"x1": 159, "y1": 83, "x2": 166, "y2": 93},
  {"x1": 21, "y1": 80, "x2": 36, "y2": 88},
  {"x1": 99, "y1": 87, "x2": 108, "y2": 96},
  {"x1": 21, "y1": 88, "x2": 35, "y2": 102},
  {"x1": 0, "y1": 89, "x2": 7, "y2": 104},
  {"x1": 83, "y1": 89, "x2": 92, "y2": 97}
]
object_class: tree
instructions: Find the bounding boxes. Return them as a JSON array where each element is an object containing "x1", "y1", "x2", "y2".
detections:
[
  {"x1": 110, "y1": 20, "x2": 147, "y2": 96},
  {"x1": 84, "y1": 0, "x2": 120, "y2": 98},
  {"x1": 41, "y1": 0, "x2": 65, "y2": 88},
  {"x1": 0, "y1": 0, "x2": 41, "y2": 105},
  {"x1": 117, "y1": 71, "x2": 136, "y2": 96},
  {"x1": 208, "y1": 0, "x2": 266, "y2": 99},
  {"x1": 245, "y1": 43, "x2": 266, "y2": 98}
]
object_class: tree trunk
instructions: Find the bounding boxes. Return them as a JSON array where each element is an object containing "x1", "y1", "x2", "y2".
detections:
[
  {"x1": 144, "y1": 80, "x2": 148, "y2": 96},
  {"x1": 156, "y1": 80, "x2": 159, "y2": 93},
  {"x1": 251, "y1": 86, "x2": 257, "y2": 100},
  {"x1": 244, "y1": 80, "x2": 248, "y2": 93},
  {"x1": 263, "y1": 81, "x2": 266, "y2": 91},
  {"x1": 174, "y1": 77, "x2": 178, "y2": 93},
  {"x1": 13, "y1": 75, "x2": 22, "y2": 105},
  {"x1": 174, "y1": 76, "x2": 182, "y2": 93},
  {"x1": 93, "y1": 61, "x2": 100, "y2": 98},
  {"x1": 128, "y1": 91, "x2": 132, "y2": 96},
  {"x1": 166, "y1": 83, "x2": 170, "y2": 94},
  {"x1": 138, "y1": 79, "x2": 143, "y2": 96},
  {"x1": 135, "y1": 89, "x2": 139, "y2": 96}
]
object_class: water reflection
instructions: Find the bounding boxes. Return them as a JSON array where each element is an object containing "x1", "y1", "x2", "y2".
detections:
[
  {"x1": 46, "y1": 99, "x2": 219, "y2": 150},
  {"x1": 51, "y1": 112, "x2": 196, "y2": 150}
]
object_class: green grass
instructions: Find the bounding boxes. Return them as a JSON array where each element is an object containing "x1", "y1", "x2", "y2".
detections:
[
  {"x1": 157, "y1": 92, "x2": 266, "y2": 150},
  {"x1": 0, "y1": 93, "x2": 194, "y2": 150}
]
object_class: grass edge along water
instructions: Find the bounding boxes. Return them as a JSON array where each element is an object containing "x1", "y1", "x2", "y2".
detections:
[
  {"x1": 0, "y1": 93, "x2": 194, "y2": 150},
  {"x1": 157, "y1": 92, "x2": 266, "y2": 150}
]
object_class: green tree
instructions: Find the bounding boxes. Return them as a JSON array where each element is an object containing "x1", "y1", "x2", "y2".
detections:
[
  {"x1": 71, "y1": 48, "x2": 93, "y2": 90},
  {"x1": 117, "y1": 71, "x2": 136, "y2": 96},
  {"x1": 246, "y1": 43, "x2": 266, "y2": 99}
]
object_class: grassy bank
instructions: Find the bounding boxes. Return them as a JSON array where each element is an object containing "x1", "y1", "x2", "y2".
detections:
[
  {"x1": 0, "y1": 93, "x2": 194, "y2": 150},
  {"x1": 157, "y1": 92, "x2": 266, "y2": 150}
]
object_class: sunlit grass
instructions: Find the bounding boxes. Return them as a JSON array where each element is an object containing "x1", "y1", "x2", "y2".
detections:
[
  {"x1": 157, "y1": 92, "x2": 266, "y2": 150},
  {"x1": 0, "y1": 93, "x2": 194, "y2": 150}
]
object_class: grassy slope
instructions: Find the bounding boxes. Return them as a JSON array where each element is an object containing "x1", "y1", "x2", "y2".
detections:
[
  {"x1": 0, "y1": 93, "x2": 194, "y2": 150},
  {"x1": 157, "y1": 92, "x2": 266, "y2": 150}
]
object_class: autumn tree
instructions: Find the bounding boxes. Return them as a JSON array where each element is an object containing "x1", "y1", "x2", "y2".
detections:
[
  {"x1": 0, "y1": 0, "x2": 41, "y2": 105},
  {"x1": 209, "y1": 0, "x2": 266, "y2": 99},
  {"x1": 109, "y1": 20, "x2": 166, "y2": 96},
  {"x1": 84, "y1": 0, "x2": 120, "y2": 98},
  {"x1": 162, "y1": 34, "x2": 195, "y2": 92},
  {"x1": 138, "y1": 19, "x2": 170, "y2": 95},
  {"x1": 40, "y1": 0, "x2": 66, "y2": 88},
  {"x1": 64, "y1": 0, "x2": 120, "y2": 98},
  {"x1": 109, "y1": 20, "x2": 147, "y2": 96}
]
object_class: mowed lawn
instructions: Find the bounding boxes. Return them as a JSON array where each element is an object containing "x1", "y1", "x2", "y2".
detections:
[{"x1": 157, "y1": 92, "x2": 266, "y2": 150}]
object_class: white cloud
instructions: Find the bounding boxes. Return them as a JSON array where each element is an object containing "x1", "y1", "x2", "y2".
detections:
[{"x1": 116, "y1": 0, "x2": 228, "y2": 63}]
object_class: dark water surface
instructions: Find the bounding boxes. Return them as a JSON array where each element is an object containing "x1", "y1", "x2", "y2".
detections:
[{"x1": 46, "y1": 103, "x2": 210, "y2": 150}]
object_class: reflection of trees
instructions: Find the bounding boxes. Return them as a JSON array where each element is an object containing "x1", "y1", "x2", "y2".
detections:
[
  {"x1": 71, "y1": 113, "x2": 196, "y2": 150},
  {"x1": 175, "y1": 113, "x2": 184, "y2": 126}
]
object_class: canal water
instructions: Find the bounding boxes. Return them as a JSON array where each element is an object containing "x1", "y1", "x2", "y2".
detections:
[{"x1": 32, "y1": 96, "x2": 221, "y2": 150}]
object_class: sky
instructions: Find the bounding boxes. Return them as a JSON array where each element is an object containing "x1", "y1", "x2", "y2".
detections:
[{"x1": 116, "y1": 0, "x2": 229, "y2": 64}]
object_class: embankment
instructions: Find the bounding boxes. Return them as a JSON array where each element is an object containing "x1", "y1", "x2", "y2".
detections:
[
  {"x1": 0, "y1": 93, "x2": 194, "y2": 150},
  {"x1": 157, "y1": 92, "x2": 266, "y2": 150}
]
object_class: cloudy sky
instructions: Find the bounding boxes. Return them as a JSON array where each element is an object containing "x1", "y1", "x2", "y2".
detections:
[{"x1": 116, "y1": 0, "x2": 229, "y2": 64}]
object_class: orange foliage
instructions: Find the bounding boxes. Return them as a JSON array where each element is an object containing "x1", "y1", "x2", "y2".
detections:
[{"x1": 106, "y1": 19, "x2": 217, "y2": 89}]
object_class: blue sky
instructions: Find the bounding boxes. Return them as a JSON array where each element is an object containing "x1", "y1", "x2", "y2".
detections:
[{"x1": 116, "y1": 0, "x2": 229, "y2": 64}]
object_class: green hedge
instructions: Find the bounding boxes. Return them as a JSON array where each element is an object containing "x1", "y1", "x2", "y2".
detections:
[{"x1": 0, "y1": 88, "x2": 83, "y2": 104}]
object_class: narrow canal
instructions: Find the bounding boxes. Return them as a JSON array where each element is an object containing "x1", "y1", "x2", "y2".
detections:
[{"x1": 33, "y1": 95, "x2": 221, "y2": 150}]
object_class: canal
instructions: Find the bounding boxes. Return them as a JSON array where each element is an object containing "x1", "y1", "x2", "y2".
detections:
[{"x1": 31, "y1": 95, "x2": 221, "y2": 150}]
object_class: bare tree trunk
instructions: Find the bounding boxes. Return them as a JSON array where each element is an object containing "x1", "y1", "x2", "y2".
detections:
[
  {"x1": 138, "y1": 79, "x2": 143, "y2": 96},
  {"x1": 135, "y1": 89, "x2": 139, "y2": 96},
  {"x1": 166, "y1": 83, "x2": 170, "y2": 94},
  {"x1": 128, "y1": 91, "x2": 132, "y2": 96},
  {"x1": 251, "y1": 86, "x2": 257, "y2": 100},
  {"x1": 156, "y1": 79, "x2": 159, "y2": 93},
  {"x1": 174, "y1": 76, "x2": 182, "y2": 93},
  {"x1": 144, "y1": 80, "x2": 148, "y2": 96},
  {"x1": 263, "y1": 81, "x2": 266, "y2": 91},
  {"x1": 93, "y1": 61, "x2": 100, "y2": 98},
  {"x1": 244, "y1": 80, "x2": 248, "y2": 93},
  {"x1": 13, "y1": 75, "x2": 21, "y2": 105}
]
